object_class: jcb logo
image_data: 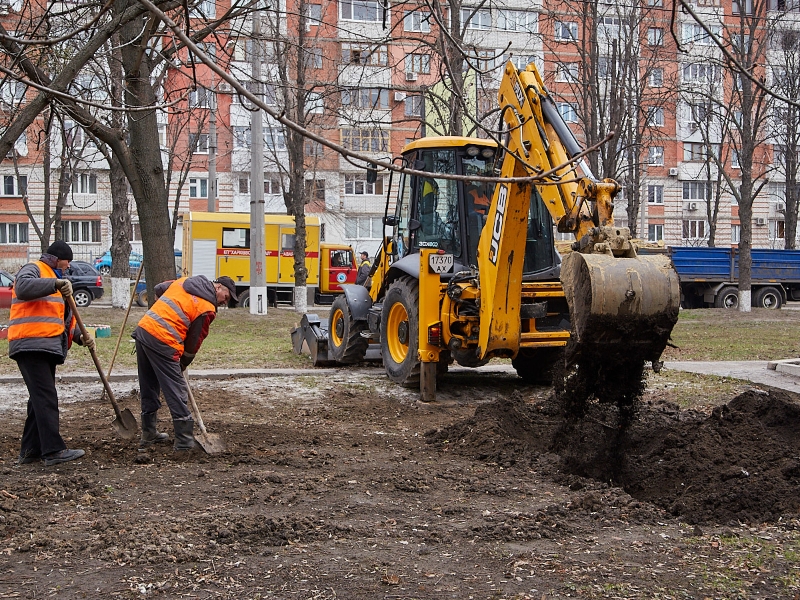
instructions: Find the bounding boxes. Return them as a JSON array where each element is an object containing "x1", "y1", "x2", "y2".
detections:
[{"x1": 489, "y1": 185, "x2": 507, "y2": 265}]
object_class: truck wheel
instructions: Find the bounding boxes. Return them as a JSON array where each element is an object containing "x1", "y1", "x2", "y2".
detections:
[
  {"x1": 755, "y1": 286, "x2": 782, "y2": 309},
  {"x1": 328, "y1": 295, "x2": 368, "y2": 363},
  {"x1": 237, "y1": 289, "x2": 250, "y2": 308},
  {"x1": 136, "y1": 289, "x2": 148, "y2": 307},
  {"x1": 512, "y1": 347, "x2": 564, "y2": 385},
  {"x1": 714, "y1": 286, "x2": 739, "y2": 309},
  {"x1": 380, "y1": 277, "x2": 420, "y2": 388}
]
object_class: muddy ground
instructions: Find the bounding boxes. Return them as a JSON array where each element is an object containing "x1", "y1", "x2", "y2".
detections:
[{"x1": 1, "y1": 367, "x2": 799, "y2": 599}]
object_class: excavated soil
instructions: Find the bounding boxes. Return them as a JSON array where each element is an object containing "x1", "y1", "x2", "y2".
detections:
[{"x1": 1, "y1": 369, "x2": 799, "y2": 598}]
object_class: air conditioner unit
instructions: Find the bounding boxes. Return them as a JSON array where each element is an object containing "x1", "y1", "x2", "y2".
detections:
[
  {"x1": 405, "y1": 72, "x2": 418, "y2": 82},
  {"x1": 669, "y1": 167, "x2": 679, "y2": 176},
  {"x1": 394, "y1": 91, "x2": 407, "y2": 102},
  {"x1": 777, "y1": 201, "x2": 786, "y2": 213},
  {"x1": 218, "y1": 82, "x2": 232, "y2": 93},
  {"x1": 756, "y1": 217, "x2": 766, "y2": 226},
  {"x1": 688, "y1": 202, "x2": 697, "y2": 211}
]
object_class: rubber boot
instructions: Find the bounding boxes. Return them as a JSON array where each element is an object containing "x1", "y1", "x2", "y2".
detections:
[
  {"x1": 140, "y1": 412, "x2": 169, "y2": 448},
  {"x1": 172, "y1": 419, "x2": 196, "y2": 451}
]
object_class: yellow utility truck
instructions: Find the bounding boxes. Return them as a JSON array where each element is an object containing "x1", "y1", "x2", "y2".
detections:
[
  {"x1": 182, "y1": 211, "x2": 357, "y2": 306},
  {"x1": 293, "y1": 62, "x2": 680, "y2": 405}
]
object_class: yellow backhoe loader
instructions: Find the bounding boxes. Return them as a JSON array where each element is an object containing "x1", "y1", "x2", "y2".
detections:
[{"x1": 292, "y1": 62, "x2": 680, "y2": 405}]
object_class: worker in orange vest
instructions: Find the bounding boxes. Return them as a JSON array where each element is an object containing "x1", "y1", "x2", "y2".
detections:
[
  {"x1": 9, "y1": 240, "x2": 94, "y2": 466},
  {"x1": 132, "y1": 275, "x2": 237, "y2": 451}
]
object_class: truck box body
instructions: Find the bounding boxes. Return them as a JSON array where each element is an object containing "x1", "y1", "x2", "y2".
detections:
[
  {"x1": 669, "y1": 246, "x2": 800, "y2": 308},
  {"x1": 182, "y1": 212, "x2": 356, "y2": 305}
]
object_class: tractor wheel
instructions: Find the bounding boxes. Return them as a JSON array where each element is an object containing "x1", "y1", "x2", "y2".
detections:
[
  {"x1": 380, "y1": 277, "x2": 421, "y2": 388},
  {"x1": 136, "y1": 289, "x2": 148, "y2": 307},
  {"x1": 512, "y1": 347, "x2": 565, "y2": 385},
  {"x1": 328, "y1": 295, "x2": 368, "y2": 363},
  {"x1": 237, "y1": 289, "x2": 250, "y2": 308}
]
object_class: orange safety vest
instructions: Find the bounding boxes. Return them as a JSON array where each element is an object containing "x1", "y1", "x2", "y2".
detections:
[
  {"x1": 137, "y1": 278, "x2": 216, "y2": 354},
  {"x1": 8, "y1": 261, "x2": 73, "y2": 342}
]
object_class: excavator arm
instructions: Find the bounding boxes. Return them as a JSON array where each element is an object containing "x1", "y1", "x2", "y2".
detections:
[{"x1": 477, "y1": 62, "x2": 680, "y2": 394}]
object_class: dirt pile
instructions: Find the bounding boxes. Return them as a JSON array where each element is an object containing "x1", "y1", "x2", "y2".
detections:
[{"x1": 427, "y1": 388, "x2": 800, "y2": 525}]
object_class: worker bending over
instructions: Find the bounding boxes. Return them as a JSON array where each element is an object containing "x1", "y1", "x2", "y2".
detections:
[
  {"x1": 9, "y1": 240, "x2": 93, "y2": 466},
  {"x1": 132, "y1": 275, "x2": 237, "y2": 451}
]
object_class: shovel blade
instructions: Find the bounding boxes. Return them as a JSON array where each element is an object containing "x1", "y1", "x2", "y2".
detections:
[
  {"x1": 196, "y1": 432, "x2": 226, "y2": 455},
  {"x1": 112, "y1": 408, "x2": 139, "y2": 439}
]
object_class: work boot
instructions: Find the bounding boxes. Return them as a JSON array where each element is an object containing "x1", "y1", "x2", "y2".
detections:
[
  {"x1": 140, "y1": 412, "x2": 170, "y2": 448},
  {"x1": 17, "y1": 450, "x2": 41, "y2": 465},
  {"x1": 43, "y1": 449, "x2": 85, "y2": 466},
  {"x1": 172, "y1": 419, "x2": 196, "y2": 451}
]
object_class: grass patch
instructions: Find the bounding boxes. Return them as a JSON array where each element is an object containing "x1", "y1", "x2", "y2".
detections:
[{"x1": 645, "y1": 370, "x2": 748, "y2": 411}]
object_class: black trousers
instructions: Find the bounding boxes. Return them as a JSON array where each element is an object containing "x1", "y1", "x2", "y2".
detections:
[
  {"x1": 16, "y1": 352, "x2": 66, "y2": 457},
  {"x1": 135, "y1": 339, "x2": 191, "y2": 421}
]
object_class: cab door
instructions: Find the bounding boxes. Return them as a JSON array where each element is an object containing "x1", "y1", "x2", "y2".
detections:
[{"x1": 278, "y1": 227, "x2": 295, "y2": 283}]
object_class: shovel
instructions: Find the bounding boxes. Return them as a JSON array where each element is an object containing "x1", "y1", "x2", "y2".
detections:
[
  {"x1": 183, "y1": 372, "x2": 225, "y2": 454},
  {"x1": 66, "y1": 295, "x2": 138, "y2": 439}
]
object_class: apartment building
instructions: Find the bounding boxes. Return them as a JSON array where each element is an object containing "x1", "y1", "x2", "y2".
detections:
[{"x1": 1, "y1": 0, "x2": 798, "y2": 272}]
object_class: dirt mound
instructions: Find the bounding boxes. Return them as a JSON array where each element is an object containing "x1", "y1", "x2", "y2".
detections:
[{"x1": 427, "y1": 388, "x2": 800, "y2": 525}]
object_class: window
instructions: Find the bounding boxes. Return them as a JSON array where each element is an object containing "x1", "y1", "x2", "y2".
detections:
[
  {"x1": 683, "y1": 142, "x2": 720, "y2": 161},
  {"x1": 341, "y1": 88, "x2": 389, "y2": 109},
  {"x1": 769, "y1": 219, "x2": 785, "y2": 240},
  {"x1": 341, "y1": 43, "x2": 388, "y2": 66},
  {"x1": 649, "y1": 68, "x2": 664, "y2": 87},
  {"x1": 405, "y1": 95, "x2": 423, "y2": 116},
  {"x1": 264, "y1": 178, "x2": 282, "y2": 194},
  {"x1": 344, "y1": 173, "x2": 384, "y2": 195},
  {"x1": 405, "y1": 53, "x2": 431, "y2": 74},
  {"x1": 0, "y1": 223, "x2": 28, "y2": 244},
  {"x1": 555, "y1": 21, "x2": 578, "y2": 41},
  {"x1": 234, "y1": 81, "x2": 259, "y2": 104},
  {"x1": 598, "y1": 17, "x2": 621, "y2": 40},
  {"x1": 189, "y1": 0, "x2": 214, "y2": 18},
  {"x1": 683, "y1": 63, "x2": 719, "y2": 83},
  {"x1": 647, "y1": 0, "x2": 663, "y2": 5},
  {"x1": 189, "y1": 132, "x2": 209, "y2": 154},
  {"x1": 731, "y1": 224, "x2": 740, "y2": 243},
  {"x1": 72, "y1": 173, "x2": 97, "y2": 194},
  {"x1": 233, "y1": 126, "x2": 251, "y2": 148},
  {"x1": 341, "y1": 128, "x2": 389, "y2": 152},
  {"x1": 61, "y1": 220, "x2": 100, "y2": 243},
  {"x1": 264, "y1": 127, "x2": 286, "y2": 150},
  {"x1": 648, "y1": 146, "x2": 664, "y2": 165},
  {"x1": 305, "y1": 4, "x2": 321, "y2": 29},
  {"x1": 598, "y1": 56, "x2": 616, "y2": 79},
  {"x1": 510, "y1": 55, "x2": 537, "y2": 71},
  {"x1": 732, "y1": 149, "x2": 740, "y2": 169},
  {"x1": 238, "y1": 178, "x2": 249, "y2": 194},
  {"x1": 648, "y1": 224, "x2": 664, "y2": 242},
  {"x1": 556, "y1": 63, "x2": 579, "y2": 82},
  {"x1": 230, "y1": 38, "x2": 255, "y2": 62},
  {"x1": 0, "y1": 80, "x2": 25, "y2": 104},
  {"x1": 158, "y1": 124, "x2": 167, "y2": 148},
  {"x1": 558, "y1": 102, "x2": 578, "y2": 123},
  {"x1": 305, "y1": 140, "x2": 324, "y2": 157},
  {"x1": 682, "y1": 23, "x2": 721, "y2": 45},
  {"x1": 647, "y1": 184, "x2": 664, "y2": 204},
  {"x1": 683, "y1": 181, "x2": 712, "y2": 200},
  {"x1": 733, "y1": 0, "x2": 753, "y2": 14},
  {"x1": 305, "y1": 179, "x2": 325, "y2": 201},
  {"x1": 222, "y1": 227, "x2": 249, "y2": 248},
  {"x1": 688, "y1": 102, "x2": 711, "y2": 130},
  {"x1": 461, "y1": 8, "x2": 492, "y2": 29},
  {"x1": 64, "y1": 120, "x2": 84, "y2": 148},
  {"x1": 498, "y1": 10, "x2": 536, "y2": 32},
  {"x1": 648, "y1": 27, "x2": 664, "y2": 45},
  {"x1": 190, "y1": 178, "x2": 208, "y2": 198},
  {"x1": 345, "y1": 216, "x2": 384, "y2": 239},
  {"x1": 3, "y1": 130, "x2": 27, "y2": 158},
  {"x1": 340, "y1": 0, "x2": 380, "y2": 22},
  {"x1": 188, "y1": 42, "x2": 216, "y2": 64},
  {"x1": 682, "y1": 219, "x2": 707, "y2": 240},
  {"x1": 404, "y1": 10, "x2": 431, "y2": 32},
  {"x1": 188, "y1": 88, "x2": 214, "y2": 109},
  {"x1": 648, "y1": 107, "x2": 665, "y2": 127},
  {"x1": 303, "y1": 47, "x2": 323, "y2": 69},
  {"x1": 306, "y1": 92, "x2": 324, "y2": 114},
  {"x1": 2, "y1": 175, "x2": 27, "y2": 196}
]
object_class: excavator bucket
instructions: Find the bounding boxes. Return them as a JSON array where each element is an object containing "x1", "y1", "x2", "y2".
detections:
[
  {"x1": 559, "y1": 251, "x2": 680, "y2": 412},
  {"x1": 561, "y1": 251, "x2": 680, "y2": 362}
]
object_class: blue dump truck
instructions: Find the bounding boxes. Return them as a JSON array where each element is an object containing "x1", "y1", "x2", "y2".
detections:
[{"x1": 669, "y1": 246, "x2": 800, "y2": 309}]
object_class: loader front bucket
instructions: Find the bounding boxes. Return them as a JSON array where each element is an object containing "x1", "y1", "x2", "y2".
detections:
[{"x1": 559, "y1": 251, "x2": 680, "y2": 413}]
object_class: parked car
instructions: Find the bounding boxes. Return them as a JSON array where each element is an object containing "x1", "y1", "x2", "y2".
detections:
[
  {"x1": 0, "y1": 269, "x2": 14, "y2": 309},
  {"x1": 64, "y1": 261, "x2": 104, "y2": 307},
  {"x1": 94, "y1": 250, "x2": 143, "y2": 276}
]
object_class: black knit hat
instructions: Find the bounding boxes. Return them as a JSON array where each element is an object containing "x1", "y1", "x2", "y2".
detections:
[
  {"x1": 46, "y1": 240, "x2": 73, "y2": 261},
  {"x1": 214, "y1": 276, "x2": 238, "y2": 302}
]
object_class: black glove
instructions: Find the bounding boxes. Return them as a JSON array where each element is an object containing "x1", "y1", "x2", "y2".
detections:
[{"x1": 180, "y1": 352, "x2": 195, "y2": 372}]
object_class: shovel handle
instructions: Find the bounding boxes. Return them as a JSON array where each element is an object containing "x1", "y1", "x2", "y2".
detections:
[
  {"x1": 183, "y1": 372, "x2": 209, "y2": 435},
  {"x1": 66, "y1": 295, "x2": 125, "y2": 420},
  {"x1": 106, "y1": 262, "x2": 145, "y2": 378}
]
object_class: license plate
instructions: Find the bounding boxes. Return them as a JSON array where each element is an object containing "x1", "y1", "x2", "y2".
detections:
[{"x1": 429, "y1": 253, "x2": 454, "y2": 274}]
